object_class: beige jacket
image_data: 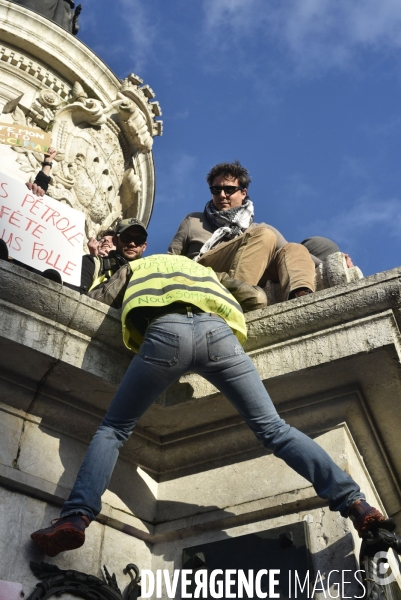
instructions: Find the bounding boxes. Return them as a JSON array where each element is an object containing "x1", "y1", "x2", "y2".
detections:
[{"x1": 167, "y1": 212, "x2": 288, "y2": 259}]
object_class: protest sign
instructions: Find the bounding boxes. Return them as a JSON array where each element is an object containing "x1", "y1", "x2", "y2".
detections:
[
  {"x1": 0, "y1": 172, "x2": 85, "y2": 285},
  {"x1": 0, "y1": 122, "x2": 52, "y2": 153}
]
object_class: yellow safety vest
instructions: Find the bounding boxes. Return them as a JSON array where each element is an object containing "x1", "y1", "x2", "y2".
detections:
[{"x1": 121, "y1": 254, "x2": 247, "y2": 352}]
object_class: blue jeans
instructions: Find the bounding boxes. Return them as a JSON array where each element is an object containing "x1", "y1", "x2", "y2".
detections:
[{"x1": 61, "y1": 313, "x2": 364, "y2": 521}]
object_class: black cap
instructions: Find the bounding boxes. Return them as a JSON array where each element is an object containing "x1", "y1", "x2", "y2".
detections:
[{"x1": 116, "y1": 218, "x2": 148, "y2": 237}]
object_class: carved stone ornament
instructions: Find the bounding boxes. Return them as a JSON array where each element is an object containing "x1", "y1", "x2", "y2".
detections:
[
  {"x1": 7, "y1": 74, "x2": 162, "y2": 241},
  {"x1": 27, "y1": 561, "x2": 141, "y2": 600}
]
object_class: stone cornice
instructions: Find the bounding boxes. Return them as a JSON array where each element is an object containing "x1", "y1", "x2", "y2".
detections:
[
  {"x1": 245, "y1": 267, "x2": 401, "y2": 351},
  {"x1": 1, "y1": 261, "x2": 401, "y2": 527},
  {"x1": 1, "y1": 0, "x2": 120, "y2": 103}
]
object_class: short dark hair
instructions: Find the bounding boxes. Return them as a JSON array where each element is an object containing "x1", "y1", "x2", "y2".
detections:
[
  {"x1": 98, "y1": 228, "x2": 116, "y2": 239},
  {"x1": 206, "y1": 160, "x2": 251, "y2": 188}
]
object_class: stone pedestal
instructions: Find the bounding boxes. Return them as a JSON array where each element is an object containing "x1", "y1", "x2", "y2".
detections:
[
  {"x1": 1, "y1": 260, "x2": 401, "y2": 597},
  {"x1": 1, "y1": 1, "x2": 400, "y2": 597},
  {"x1": 0, "y1": 0, "x2": 162, "y2": 242}
]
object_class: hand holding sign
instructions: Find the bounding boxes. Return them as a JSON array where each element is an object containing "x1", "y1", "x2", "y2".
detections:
[
  {"x1": 0, "y1": 171, "x2": 85, "y2": 285},
  {"x1": 0, "y1": 121, "x2": 52, "y2": 153},
  {"x1": 44, "y1": 147, "x2": 58, "y2": 162},
  {"x1": 25, "y1": 146, "x2": 58, "y2": 197}
]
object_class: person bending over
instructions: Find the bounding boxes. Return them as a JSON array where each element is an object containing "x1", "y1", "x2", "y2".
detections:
[{"x1": 30, "y1": 252, "x2": 393, "y2": 557}]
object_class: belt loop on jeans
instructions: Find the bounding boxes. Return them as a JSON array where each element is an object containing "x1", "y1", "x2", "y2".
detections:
[{"x1": 146, "y1": 303, "x2": 224, "y2": 326}]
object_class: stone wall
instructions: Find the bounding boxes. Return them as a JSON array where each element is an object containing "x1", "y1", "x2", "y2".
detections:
[
  {"x1": 0, "y1": 1, "x2": 400, "y2": 597},
  {"x1": 1, "y1": 260, "x2": 401, "y2": 597}
]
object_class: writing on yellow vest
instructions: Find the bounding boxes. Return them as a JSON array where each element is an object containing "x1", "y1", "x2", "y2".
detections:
[{"x1": 121, "y1": 254, "x2": 247, "y2": 352}]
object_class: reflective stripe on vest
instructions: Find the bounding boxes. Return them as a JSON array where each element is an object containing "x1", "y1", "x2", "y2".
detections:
[{"x1": 121, "y1": 254, "x2": 247, "y2": 352}]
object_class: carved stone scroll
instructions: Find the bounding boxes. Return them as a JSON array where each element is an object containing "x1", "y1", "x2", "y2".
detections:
[{"x1": 6, "y1": 74, "x2": 162, "y2": 242}]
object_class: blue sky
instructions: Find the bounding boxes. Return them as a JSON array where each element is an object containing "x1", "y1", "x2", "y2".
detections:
[{"x1": 80, "y1": 0, "x2": 401, "y2": 277}]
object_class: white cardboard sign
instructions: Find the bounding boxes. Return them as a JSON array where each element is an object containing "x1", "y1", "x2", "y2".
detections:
[{"x1": 0, "y1": 172, "x2": 85, "y2": 285}]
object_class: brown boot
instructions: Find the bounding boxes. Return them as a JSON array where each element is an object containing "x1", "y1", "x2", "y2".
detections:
[
  {"x1": 289, "y1": 287, "x2": 313, "y2": 299},
  {"x1": 31, "y1": 514, "x2": 89, "y2": 557},
  {"x1": 217, "y1": 273, "x2": 268, "y2": 312}
]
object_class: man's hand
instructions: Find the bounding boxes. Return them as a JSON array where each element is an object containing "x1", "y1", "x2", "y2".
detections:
[
  {"x1": 25, "y1": 181, "x2": 46, "y2": 197},
  {"x1": 44, "y1": 147, "x2": 57, "y2": 162},
  {"x1": 88, "y1": 237, "x2": 100, "y2": 256}
]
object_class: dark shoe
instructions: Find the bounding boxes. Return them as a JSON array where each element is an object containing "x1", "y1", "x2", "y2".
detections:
[
  {"x1": 289, "y1": 287, "x2": 313, "y2": 299},
  {"x1": 349, "y1": 499, "x2": 395, "y2": 537},
  {"x1": 217, "y1": 272, "x2": 268, "y2": 312},
  {"x1": 0, "y1": 239, "x2": 9, "y2": 261},
  {"x1": 30, "y1": 514, "x2": 90, "y2": 557},
  {"x1": 42, "y1": 269, "x2": 63, "y2": 284},
  {"x1": 360, "y1": 527, "x2": 401, "y2": 557}
]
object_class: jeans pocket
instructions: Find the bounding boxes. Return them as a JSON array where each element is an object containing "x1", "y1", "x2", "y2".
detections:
[
  {"x1": 207, "y1": 324, "x2": 245, "y2": 361},
  {"x1": 139, "y1": 327, "x2": 179, "y2": 366}
]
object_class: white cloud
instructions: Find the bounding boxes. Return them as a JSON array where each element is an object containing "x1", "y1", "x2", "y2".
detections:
[
  {"x1": 201, "y1": 0, "x2": 401, "y2": 75},
  {"x1": 116, "y1": 0, "x2": 158, "y2": 72},
  {"x1": 308, "y1": 196, "x2": 401, "y2": 248},
  {"x1": 169, "y1": 109, "x2": 190, "y2": 121},
  {"x1": 202, "y1": 0, "x2": 260, "y2": 32}
]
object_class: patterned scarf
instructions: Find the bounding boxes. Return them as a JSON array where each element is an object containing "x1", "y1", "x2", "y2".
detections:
[{"x1": 195, "y1": 197, "x2": 254, "y2": 260}]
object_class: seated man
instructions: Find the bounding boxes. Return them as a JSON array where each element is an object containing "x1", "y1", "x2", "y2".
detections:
[
  {"x1": 301, "y1": 236, "x2": 354, "y2": 268},
  {"x1": 67, "y1": 219, "x2": 148, "y2": 295},
  {"x1": 30, "y1": 252, "x2": 394, "y2": 557},
  {"x1": 168, "y1": 161, "x2": 316, "y2": 308},
  {"x1": 73, "y1": 227, "x2": 118, "y2": 295}
]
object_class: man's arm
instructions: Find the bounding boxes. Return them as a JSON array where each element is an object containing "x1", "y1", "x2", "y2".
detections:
[
  {"x1": 167, "y1": 216, "x2": 190, "y2": 255},
  {"x1": 88, "y1": 263, "x2": 132, "y2": 308},
  {"x1": 80, "y1": 255, "x2": 97, "y2": 293},
  {"x1": 25, "y1": 147, "x2": 57, "y2": 197},
  {"x1": 64, "y1": 255, "x2": 97, "y2": 295}
]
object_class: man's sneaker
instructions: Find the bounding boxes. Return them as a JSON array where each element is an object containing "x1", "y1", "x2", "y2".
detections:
[
  {"x1": 349, "y1": 499, "x2": 395, "y2": 537},
  {"x1": 0, "y1": 239, "x2": 9, "y2": 261},
  {"x1": 30, "y1": 514, "x2": 89, "y2": 557}
]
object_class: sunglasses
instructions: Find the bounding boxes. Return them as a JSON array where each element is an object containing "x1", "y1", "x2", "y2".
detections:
[
  {"x1": 117, "y1": 233, "x2": 147, "y2": 245},
  {"x1": 209, "y1": 185, "x2": 244, "y2": 196}
]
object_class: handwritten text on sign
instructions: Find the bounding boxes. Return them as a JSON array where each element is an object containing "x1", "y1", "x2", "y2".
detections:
[
  {"x1": 0, "y1": 172, "x2": 85, "y2": 285},
  {"x1": 0, "y1": 121, "x2": 52, "y2": 153}
]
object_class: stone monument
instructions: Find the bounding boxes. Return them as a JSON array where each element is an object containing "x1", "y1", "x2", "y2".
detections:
[
  {"x1": 0, "y1": 0, "x2": 400, "y2": 598},
  {"x1": 0, "y1": 0, "x2": 162, "y2": 244},
  {"x1": 11, "y1": 0, "x2": 82, "y2": 34}
]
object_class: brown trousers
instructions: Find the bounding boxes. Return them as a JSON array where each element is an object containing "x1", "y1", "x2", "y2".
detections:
[{"x1": 198, "y1": 226, "x2": 315, "y2": 300}]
